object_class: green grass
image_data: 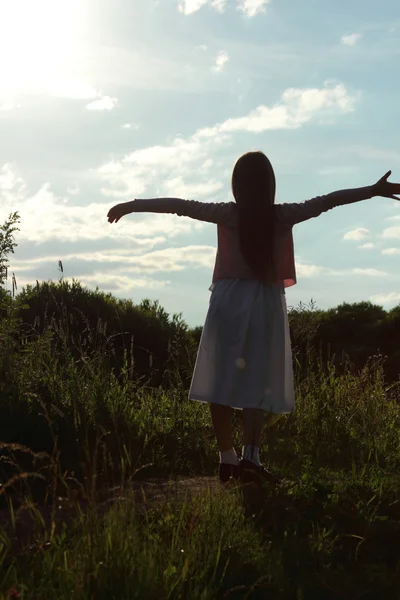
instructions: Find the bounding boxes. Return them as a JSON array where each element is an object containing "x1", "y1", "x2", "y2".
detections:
[
  {"x1": 1, "y1": 301, "x2": 400, "y2": 598},
  {"x1": 2, "y1": 469, "x2": 400, "y2": 599}
]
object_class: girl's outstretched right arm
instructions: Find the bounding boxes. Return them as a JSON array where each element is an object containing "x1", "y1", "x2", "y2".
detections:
[
  {"x1": 107, "y1": 197, "x2": 234, "y2": 225},
  {"x1": 276, "y1": 171, "x2": 400, "y2": 226}
]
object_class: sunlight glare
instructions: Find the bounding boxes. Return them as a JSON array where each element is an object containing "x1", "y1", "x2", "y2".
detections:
[{"x1": 0, "y1": 0, "x2": 83, "y2": 98}]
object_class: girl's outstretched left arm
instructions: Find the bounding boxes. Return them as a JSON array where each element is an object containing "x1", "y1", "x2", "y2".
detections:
[
  {"x1": 276, "y1": 171, "x2": 400, "y2": 226},
  {"x1": 107, "y1": 197, "x2": 234, "y2": 226}
]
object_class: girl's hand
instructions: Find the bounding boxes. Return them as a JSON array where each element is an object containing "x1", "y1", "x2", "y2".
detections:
[
  {"x1": 107, "y1": 203, "x2": 128, "y2": 223},
  {"x1": 373, "y1": 171, "x2": 400, "y2": 200}
]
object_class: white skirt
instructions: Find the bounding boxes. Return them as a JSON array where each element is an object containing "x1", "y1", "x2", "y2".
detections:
[{"x1": 188, "y1": 279, "x2": 294, "y2": 413}]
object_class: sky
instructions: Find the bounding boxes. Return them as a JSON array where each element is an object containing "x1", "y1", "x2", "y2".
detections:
[{"x1": 1, "y1": 0, "x2": 400, "y2": 326}]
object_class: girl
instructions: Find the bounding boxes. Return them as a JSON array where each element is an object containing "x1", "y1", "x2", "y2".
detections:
[{"x1": 107, "y1": 152, "x2": 400, "y2": 486}]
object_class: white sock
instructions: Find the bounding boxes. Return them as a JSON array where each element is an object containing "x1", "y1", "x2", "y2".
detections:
[
  {"x1": 220, "y1": 448, "x2": 239, "y2": 466},
  {"x1": 242, "y1": 445, "x2": 261, "y2": 466}
]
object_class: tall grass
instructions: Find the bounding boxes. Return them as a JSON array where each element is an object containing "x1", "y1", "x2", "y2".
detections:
[{"x1": 1, "y1": 283, "x2": 400, "y2": 598}]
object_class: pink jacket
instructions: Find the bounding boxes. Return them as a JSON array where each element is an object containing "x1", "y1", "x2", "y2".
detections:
[{"x1": 131, "y1": 186, "x2": 374, "y2": 288}]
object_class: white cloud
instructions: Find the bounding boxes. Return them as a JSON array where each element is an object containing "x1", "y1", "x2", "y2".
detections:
[
  {"x1": 0, "y1": 163, "x2": 26, "y2": 203},
  {"x1": 3, "y1": 84, "x2": 352, "y2": 267},
  {"x1": 67, "y1": 184, "x2": 80, "y2": 196},
  {"x1": 9, "y1": 245, "x2": 217, "y2": 298},
  {"x1": 382, "y1": 247, "x2": 400, "y2": 255},
  {"x1": 213, "y1": 50, "x2": 229, "y2": 72},
  {"x1": 98, "y1": 129, "x2": 229, "y2": 199},
  {"x1": 341, "y1": 33, "x2": 362, "y2": 46},
  {"x1": 10, "y1": 246, "x2": 216, "y2": 282},
  {"x1": 86, "y1": 96, "x2": 118, "y2": 111},
  {"x1": 369, "y1": 292, "x2": 400, "y2": 305},
  {"x1": 294, "y1": 261, "x2": 387, "y2": 279},
  {"x1": 14, "y1": 245, "x2": 214, "y2": 269},
  {"x1": 382, "y1": 226, "x2": 400, "y2": 239},
  {"x1": 164, "y1": 176, "x2": 223, "y2": 197},
  {"x1": 121, "y1": 246, "x2": 216, "y2": 272},
  {"x1": 358, "y1": 242, "x2": 376, "y2": 249},
  {"x1": 351, "y1": 268, "x2": 387, "y2": 277},
  {"x1": 211, "y1": 0, "x2": 227, "y2": 11},
  {"x1": 97, "y1": 82, "x2": 356, "y2": 200},
  {"x1": 0, "y1": 164, "x2": 198, "y2": 246},
  {"x1": 217, "y1": 83, "x2": 356, "y2": 133},
  {"x1": 122, "y1": 123, "x2": 140, "y2": 130},
  {"x1": 178, "y1": 0, "x2": 207, "y2": 14},
  {"x1": 343, "y1": 228, "x2": 370, "y2": 241},
  {"x1": 238, "y1": 0, "x2": 271, "y2": 17},
  {"x1": 74, "y1": 273, "x2": 170, "y2": 293},
  {"x1": 178, "y1": 0, "x2": 227, "y2": 14},
  {"x1": 49, "y1": 79, "x2": 118, "y2": 112},
  {"x1": 9, "y1": 271, "x2": 171, "y2": 297},
  {"x1": 178, "y1": 0, "x2": 268, "y2": 15},
  {"x1": 296, "y1": 263, "x2": 324, "y2": 277}
]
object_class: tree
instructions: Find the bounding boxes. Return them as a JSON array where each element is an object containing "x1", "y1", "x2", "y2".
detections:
[
  {"x1": 0, "y1": 212, "x2": 20, "y2": 289},
  {"x1": 0, "y1": 213, "x2": 21, "y2": 401}
]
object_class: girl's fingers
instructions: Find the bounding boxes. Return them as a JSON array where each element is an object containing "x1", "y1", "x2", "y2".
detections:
[
  {"x1": 107, "y1": 207, "x2": 125, "y2": 222},
  {"x1": 378, "y1": 170, "x2": 392, "y2": 184},
  {"x1": 107, "y1": 211, "x2": 121, "y2": 222}
]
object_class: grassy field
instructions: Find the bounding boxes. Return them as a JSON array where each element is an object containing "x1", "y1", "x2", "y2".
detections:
[
  {"x1": 1, "y1": 294, "x2": 400, "y2": 600},
  {"x1": 0, "y1": 205, "x2": 400, "y2": 599}
]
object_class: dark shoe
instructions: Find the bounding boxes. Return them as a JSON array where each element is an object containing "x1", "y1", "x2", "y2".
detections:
[
  {"x1": 219, "y1": 463, "x2": 239, "y2": 484},
  {"x1": 239, "y1": 458, "x2": 280, "y2": 486}
]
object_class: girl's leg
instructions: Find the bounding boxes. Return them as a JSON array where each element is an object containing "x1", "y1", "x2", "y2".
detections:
[
  {"x1": 210, "y1": 403, "x2": 234, "y2": 452},
  {"x1": 241, "y1": 408, "x2": 280, "y2": 484},
  {"x1": 210, "y1": 404, "x2": 239, "y2": 481},
  {"x1": 242, "y1": 408, "x2": 264, "y2": 465}
]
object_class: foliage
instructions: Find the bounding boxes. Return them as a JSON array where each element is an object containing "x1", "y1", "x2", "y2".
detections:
[
  {"x1": 1, "y1": 365, "x2": 400, "y2": 600},
  {"x1": 11, "y1": 279, "x2": 196, "y2": 389},
  {"x1": 1, "y1": 215, "x2": 400, "y2": 598},
  {"x1": 0, "y1": 212, "x2": 19, "y2": 288}
]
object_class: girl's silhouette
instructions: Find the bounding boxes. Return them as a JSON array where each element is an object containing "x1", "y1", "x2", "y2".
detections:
[{"x1": 108, "y1": 151, "x2": 400, "y2": 486}]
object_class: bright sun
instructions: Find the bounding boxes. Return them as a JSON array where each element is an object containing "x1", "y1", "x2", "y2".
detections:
[{"x1": 0, "y1": 0, "x2": 83, "y2": 99}]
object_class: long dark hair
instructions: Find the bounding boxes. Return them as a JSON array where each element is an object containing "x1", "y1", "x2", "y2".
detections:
[{"x1": 232, "y1": 151, "x2": 276, "y2": 281}]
